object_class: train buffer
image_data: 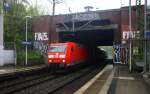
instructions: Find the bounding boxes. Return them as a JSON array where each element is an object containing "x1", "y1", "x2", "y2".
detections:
[{"x1": 74, "y1": 64, "x2": 150, "y2": 94}]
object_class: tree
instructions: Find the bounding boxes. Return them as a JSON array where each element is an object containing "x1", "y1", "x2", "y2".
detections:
[{"x1": 4, "y1": 0, "x2": 45, "y2": 65}]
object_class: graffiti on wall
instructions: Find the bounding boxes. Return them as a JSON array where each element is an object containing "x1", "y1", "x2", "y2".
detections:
[
  {"x1": 33, "y1": 41, "x2": 48, "y2": 54},
  {"x1": 113, "y1": 45, "x2": 128, "y2": 64},
  {"x1": 34, "y1": 32, "x2": 48, "y2": 41},
  {"x1": 122, "y1": 31, "x2": 140, "y2": 40},
  {"x1": 33, "y1": 32, "x2": 48, "y2": 54},
  {"x1": 34, "y1": 32, "x2": 49, "y2": 54},
  {"x1": 113, "y1": 45, "x2": 121, "y2": 63},
  {"x1": 122, "y1": 32, "x2": 134, "y2": 39}
]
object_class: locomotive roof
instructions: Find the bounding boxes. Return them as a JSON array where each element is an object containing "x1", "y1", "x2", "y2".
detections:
[{"x1": 50, "y1": 42, "x2": 74, "y2": 46}]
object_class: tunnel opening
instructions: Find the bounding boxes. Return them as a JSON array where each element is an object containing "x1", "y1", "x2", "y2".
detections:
[
  {"x1": 58, "y1": 29, "x2": 114, "y2": 45},
  {"x1": 57, "y1": 19, "x2": 118, "y2": 63}
]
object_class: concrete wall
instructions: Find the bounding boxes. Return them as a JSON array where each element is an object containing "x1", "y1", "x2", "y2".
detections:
[{"x1": 0, "y1": 50, "x2": 14, "y2": 66}]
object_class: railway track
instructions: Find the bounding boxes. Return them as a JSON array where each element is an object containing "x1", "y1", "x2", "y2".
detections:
[
  {"x1": 0, "y1": 63, "x2": 105, "y2": 94},
  {"x1": 14, "y1": 66, "x2": 92, "y2": 94},
  {"x1": 52, "y1": 64, "x2": 106, "y2": 94},
  {"x1": 0, "y1": 72, "x2": 53, "y2": 91}
]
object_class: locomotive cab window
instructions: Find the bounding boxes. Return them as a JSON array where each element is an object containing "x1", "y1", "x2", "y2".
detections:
[{"x1": 49, "y1": 45, "x2": 66, "y2": 52}]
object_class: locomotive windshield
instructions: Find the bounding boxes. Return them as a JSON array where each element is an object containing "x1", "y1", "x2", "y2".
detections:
[{"x1": 49, "y1": 45, "x2": 66, "y2": 52}]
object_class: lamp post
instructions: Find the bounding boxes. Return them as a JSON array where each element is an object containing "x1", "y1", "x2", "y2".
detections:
[
  {"x1": 129, "y1": 0, "x2": 132, "y2": 72},
  {"x1": 144, "y1": 0, "x2": 147, "y2": 73},
  {"x1": 25, "y1": 16, "x2": 32, "y2": 66}
]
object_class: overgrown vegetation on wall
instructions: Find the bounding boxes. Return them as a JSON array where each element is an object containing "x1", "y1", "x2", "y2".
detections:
[{"x1": 3, "y1": 0, "x2": 45, "y2": 65}]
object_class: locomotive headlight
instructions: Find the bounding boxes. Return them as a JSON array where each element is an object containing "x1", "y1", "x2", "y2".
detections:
[
  {"x1": 48, "y1": 55, "x2": 54, "y2": 58},
  {"x1": 49, "y1": 60, "x2": 52, "y2": 62},
  {"x1": 62, "y1": 60, "x2": 65, "y2": 62},
  {"x1": 59, "y1": 55, "x2": 65, "y2": 58}
]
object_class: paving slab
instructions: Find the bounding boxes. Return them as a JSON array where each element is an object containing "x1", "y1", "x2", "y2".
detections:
[{"x1": 108, "y1": 65, "x2": 150, "y2": 94}]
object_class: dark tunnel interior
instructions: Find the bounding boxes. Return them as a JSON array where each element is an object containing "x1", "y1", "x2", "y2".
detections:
[
  {"x1": 58, "y1": 29, "x2": 114, "y2": 62},
  {"x1": 58, "y1": 29, "x2": 114, "y2": 46}
]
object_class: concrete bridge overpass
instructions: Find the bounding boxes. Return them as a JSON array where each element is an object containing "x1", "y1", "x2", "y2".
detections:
[
  {"x1": 33, "y1": 6, "x2": 141, "y2": 45},
  {"x1": 57, "y1": 19, "x2": 118, "y2": 46}
]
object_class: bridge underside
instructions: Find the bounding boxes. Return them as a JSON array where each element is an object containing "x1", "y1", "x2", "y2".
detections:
[
  {"x1": 59, "y1": 29, "x2": 114, "y2": 46},
  {"x1": 57, "y1": 19, "x2": 118, "y2": 46}
]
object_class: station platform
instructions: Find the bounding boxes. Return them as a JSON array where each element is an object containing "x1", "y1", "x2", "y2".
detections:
[
  {"x1": 0, "y1": 64, "x2": 46, "y2": 76},
  {"x1": 74, "y1": 64, "x2": 150, "y2": 94}
]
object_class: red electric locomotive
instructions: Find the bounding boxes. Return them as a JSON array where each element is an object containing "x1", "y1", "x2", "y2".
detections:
[{"x1": 47, "y1": 42, "x2": 88, "y2": 69}]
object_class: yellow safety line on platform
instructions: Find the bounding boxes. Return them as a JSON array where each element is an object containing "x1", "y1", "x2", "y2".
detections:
[
  {"x1": 74, "y1": 65, "x2": 113, "y2": 94},
  {"x1": 98, "y1": 67, "x2": 115, "y2": 94}
]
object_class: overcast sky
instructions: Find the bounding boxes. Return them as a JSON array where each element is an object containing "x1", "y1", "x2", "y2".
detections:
[{"x1": 30, "y1": 0, "x2": 145, "y2": 15}]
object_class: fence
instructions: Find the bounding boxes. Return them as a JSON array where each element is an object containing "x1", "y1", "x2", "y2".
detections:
[
  {"x1": 2, "y1": 42, "x2": 44, "y2": 66},
  {"x1": 113, "y1": 38, "x2": 150, "y2": 72},
  {"x1": 144, "y1": 39, "x2": 150, "y2": 73},
  {"x1": 129, "y1": 38, "x2": 150, "y2": 72},
  {"x1": 0, "y1": 42, "x2": 15, "y2": 66}
]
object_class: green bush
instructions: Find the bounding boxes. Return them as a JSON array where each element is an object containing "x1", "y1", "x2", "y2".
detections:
[{"x1": 17, "y1": 49, "x2": 43, "y2": 65}]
